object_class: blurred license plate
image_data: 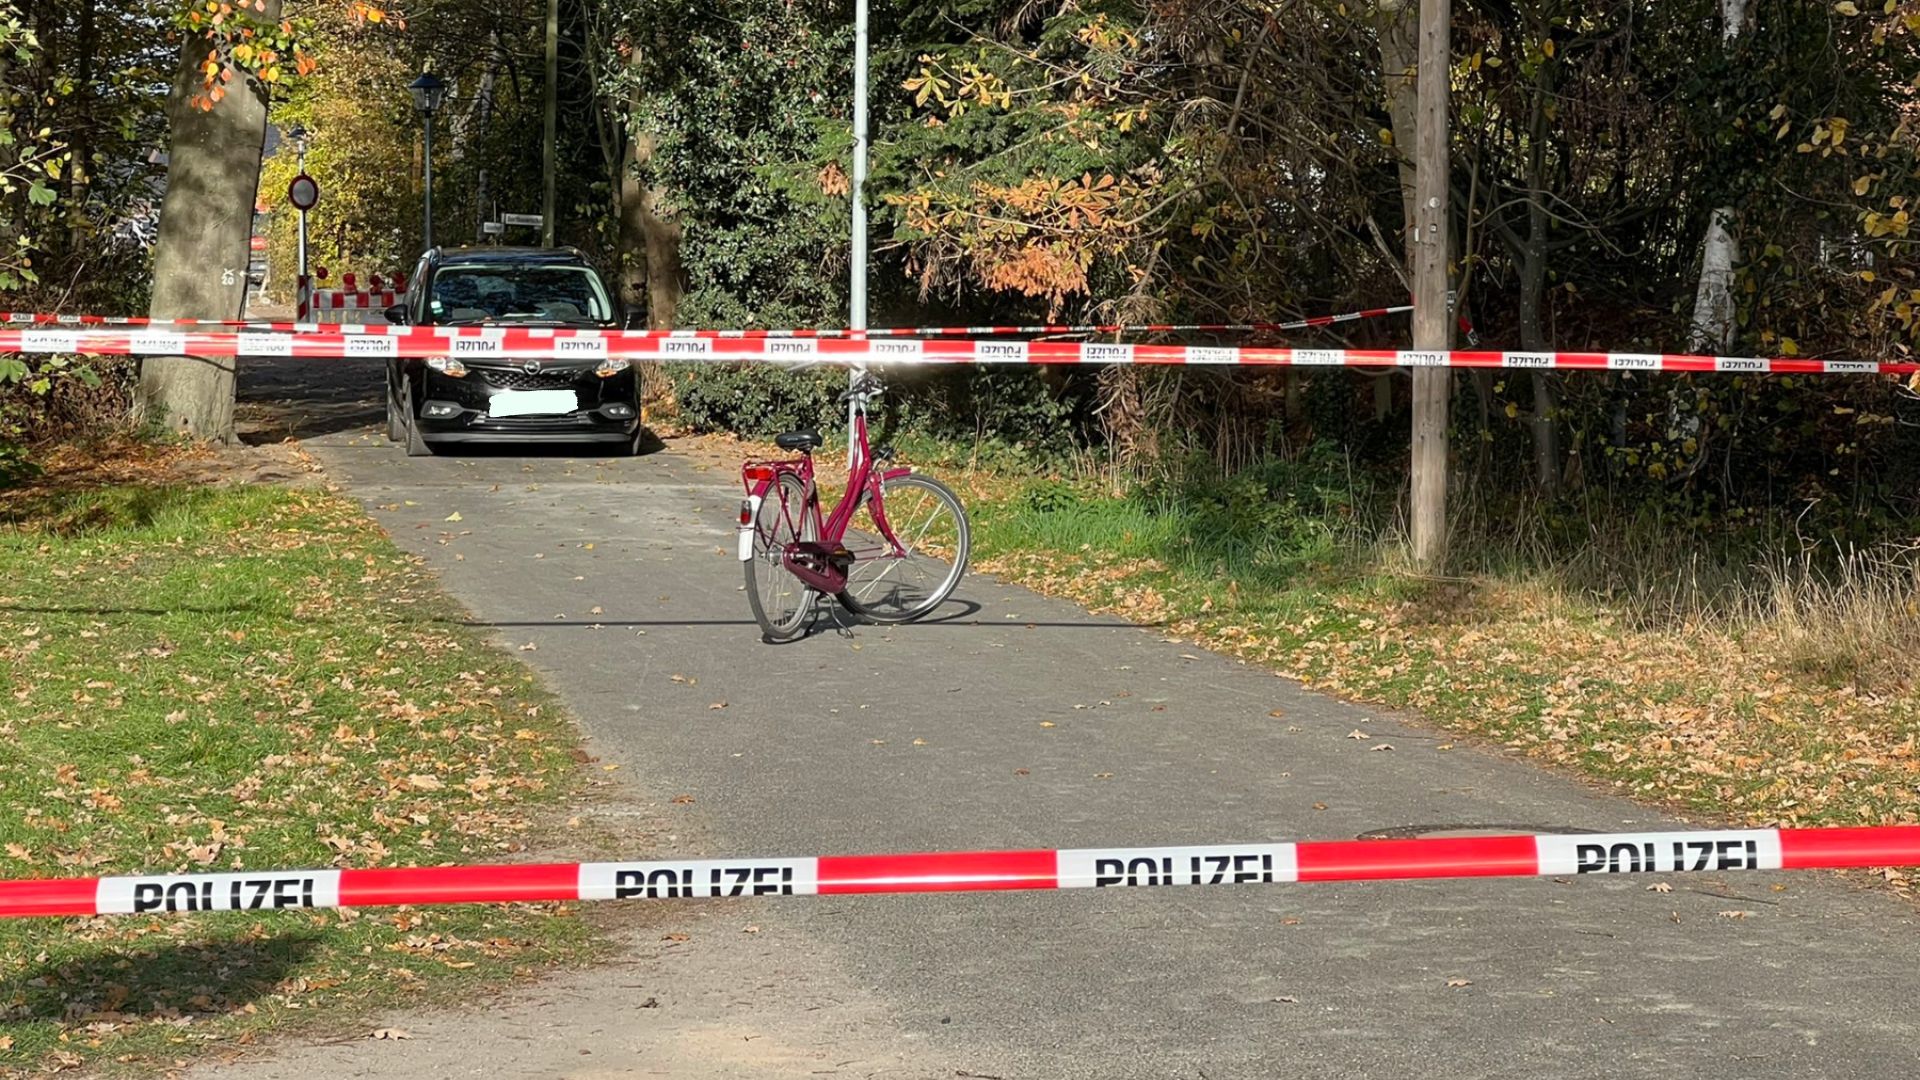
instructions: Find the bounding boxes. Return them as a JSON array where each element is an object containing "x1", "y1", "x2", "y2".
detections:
[{"x1": 488, "y1": 390, "x2": 577, "y2": 417}]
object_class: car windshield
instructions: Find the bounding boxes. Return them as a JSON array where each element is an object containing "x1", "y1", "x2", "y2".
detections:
[{"x1": 428, "y1": 264, "x2": 613, "y2": 325}]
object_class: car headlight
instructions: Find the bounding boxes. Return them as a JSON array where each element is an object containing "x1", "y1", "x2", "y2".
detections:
[
  {"x1": 595, "y1": 358, "x2": 631, "y2": 378},
  {"x1": 428, "y1": 358, "x2": 468, "y2": 377}
]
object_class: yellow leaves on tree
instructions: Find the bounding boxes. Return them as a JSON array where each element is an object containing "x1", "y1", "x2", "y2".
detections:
[
  {"x1": 903, "y1": 58, "x2": 1012, "y2": 119},
  {"x1": 818, "y1": 161, "x2": 850, "y2": 198},
  {"x1": 891, "y1": 172, "x2": 1145, "y2": 305},
  {"x1": 180, "y1": 0, "x2": 398, "y2": 111}
]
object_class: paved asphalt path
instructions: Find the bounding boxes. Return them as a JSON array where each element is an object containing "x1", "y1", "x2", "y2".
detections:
[{"x1": 204, "y1": 357, "x2": 1920, "y2": 1079}]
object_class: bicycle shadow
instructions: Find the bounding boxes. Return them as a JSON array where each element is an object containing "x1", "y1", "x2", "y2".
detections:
[{"x1": 785, "y1": 595, "x2": 1142, "y2": 640}]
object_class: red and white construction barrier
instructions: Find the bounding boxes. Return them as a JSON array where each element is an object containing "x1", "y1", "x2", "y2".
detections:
[
  {"x1": 0, "y1": 327, "x2": 1910, "y2": 375},
  {"x1": 2, "y1": 826, "x2": 1916, "y2": 919},
  {"x1": 309, "y1": 290, "x2": 402, "y2": 312}
]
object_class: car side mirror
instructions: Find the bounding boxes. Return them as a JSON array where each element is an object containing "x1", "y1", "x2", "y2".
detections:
[{"x1": 382, "y1": 304, "x2": 407, "y2": 325}]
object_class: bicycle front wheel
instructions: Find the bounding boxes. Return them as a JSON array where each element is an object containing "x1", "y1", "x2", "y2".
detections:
[
  {"x1": 744, "y1": 472, "x2": 817, "y2": 642},
  {"x1": 840, "y1": 473, "x2": 970, "y2": 624}
]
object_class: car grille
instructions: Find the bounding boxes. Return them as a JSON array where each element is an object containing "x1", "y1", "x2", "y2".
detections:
[{"x1": 479, "y1": 367, "x2": 584, "y2": 391}]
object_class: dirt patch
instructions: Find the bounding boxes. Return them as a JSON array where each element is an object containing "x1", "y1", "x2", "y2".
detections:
[{"x1": 0, "y1": 437, "x2": 326, "y2": 514}]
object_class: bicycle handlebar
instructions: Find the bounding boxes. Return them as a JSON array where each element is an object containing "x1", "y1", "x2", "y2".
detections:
[{"x1": 839, "y1": 370, "x2": 886, "y2": 403}]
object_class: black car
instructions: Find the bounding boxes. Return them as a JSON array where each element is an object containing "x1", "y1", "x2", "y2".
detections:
[{"x1": 381, "y1": 247, "x2": 645, "y2": 456}]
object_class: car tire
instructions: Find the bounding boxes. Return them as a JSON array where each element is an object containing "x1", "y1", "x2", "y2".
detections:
[
  {"x1": 385, "y1": 366, "x2": 405, "y2": 442},
  {"x1": 403, "y1": 374, "x2": 435, "y2": 457}
]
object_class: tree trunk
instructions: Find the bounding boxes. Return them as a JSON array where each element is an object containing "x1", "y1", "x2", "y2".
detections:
[
  {"x1": 1376, "y1": 1, "x2": 1419, "y2": 249},
  {"x1": 617, "y1": 118, "x2": 647, "y2": 318},
  {"x1": 541, "y1": 0, "x2": 559, "y2": 248},
  {"x1": 140, "y1": 5, "x2": 281, "y2": 442},
  {"x1": 620, "y1": 122, "x2": 682, "y2": 328},
  {"x1": 1689, "y1": 208, "x2": 1738, "y2": 351},
  {"x1": 1518, "y1": 254, "x2": 1561, "y2": 496},
  {"x1": 472, "y1": 30, "x2": 502, "y2": 243},
  {"x1": 1372, "y1": 2, "x2": 1414, "y2": 420},
  {"x1": 1686, "y1": 0, "x2": 1752, "y2": 352},
  {"x1": 65, "y1": 0, "x2": 97, "y2": 253},
  {"x1": 1516, "y1": 76, "x2": 1561, "y2": 496}
]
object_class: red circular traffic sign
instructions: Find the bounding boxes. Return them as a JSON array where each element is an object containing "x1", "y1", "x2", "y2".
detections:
[{"x1": 288, "y1": 173, "x2": 320, "y2": 212}]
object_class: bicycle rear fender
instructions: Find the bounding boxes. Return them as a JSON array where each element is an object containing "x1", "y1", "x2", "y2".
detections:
[{"x1": 736, "y1": 493, "x2": 762, "y2": 561}]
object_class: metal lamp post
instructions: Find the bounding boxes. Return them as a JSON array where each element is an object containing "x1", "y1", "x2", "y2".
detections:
[
  {"x1": 409, "y1": 71, "x2": 448, "y2": 250},
  {"x1": 849, "y1": 0, "x2": 870, "y2": 450}
]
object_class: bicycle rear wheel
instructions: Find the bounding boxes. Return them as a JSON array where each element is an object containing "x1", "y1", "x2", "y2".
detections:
[
  {"x1": 839, "y1": 473, "x2": 970, "y2": 624},
  {"x1": 744, "y1": 473, "x2": 817, "y2": 642}
]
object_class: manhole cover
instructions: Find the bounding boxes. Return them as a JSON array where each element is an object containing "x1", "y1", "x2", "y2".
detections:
[{"x1": 1355, "y1": 823, "x2": 1599, "y2": 840}]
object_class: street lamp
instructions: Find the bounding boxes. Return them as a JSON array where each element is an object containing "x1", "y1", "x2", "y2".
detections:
[{"x1": 409, "y1": 71, "x2": 448, "y2": 250}]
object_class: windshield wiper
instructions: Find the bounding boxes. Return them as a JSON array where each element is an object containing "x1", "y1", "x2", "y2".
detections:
[
  {"x1": 493, "y1": 313, "x2": 605, "y2": 326},
  {"x1": 433, "y1": 314, "x2": 607, "y2": 328}
]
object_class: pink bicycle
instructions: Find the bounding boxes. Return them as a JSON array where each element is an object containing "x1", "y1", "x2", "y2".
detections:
[{"x1": 737, "y1": 371, "x2": 971, "y2": 642}]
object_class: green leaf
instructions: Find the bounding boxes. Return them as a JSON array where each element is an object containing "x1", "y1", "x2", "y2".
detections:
[{"x1": 26, "y1": 179, "x2": 56, "y2": 206}]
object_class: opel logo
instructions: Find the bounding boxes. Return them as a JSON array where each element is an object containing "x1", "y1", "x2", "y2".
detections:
[{"x1": 522, "y1": 359, "x2": 543, "y2": 375}]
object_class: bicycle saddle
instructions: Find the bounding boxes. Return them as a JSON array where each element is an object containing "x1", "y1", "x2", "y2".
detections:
[{"x1": 775, "y1": 430, "x2": 823, "y2": 452}]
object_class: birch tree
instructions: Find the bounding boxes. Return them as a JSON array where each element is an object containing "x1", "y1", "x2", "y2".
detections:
[{"x1": 1686, "y1": 0, "x2": 1751, "y2": 353}]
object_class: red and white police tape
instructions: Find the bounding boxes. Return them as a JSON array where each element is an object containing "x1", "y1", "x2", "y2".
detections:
[
  {"x1": 673, "y1": 305, "x2": 1417, "y2": 337},
  {"x1": 3, "y1": 305, "x2": 1410, "y2": 338},
  {"x1": 3, "y1": 826, "x2": 1918, "y2": 919},
  {"x1": 0, "y1": 326, "x2": 1909, "y2": 375}
]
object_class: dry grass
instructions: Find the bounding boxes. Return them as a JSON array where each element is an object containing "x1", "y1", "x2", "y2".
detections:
[{"x1": 1745, "y1": 547, "x2": 1920, "y2": 692}]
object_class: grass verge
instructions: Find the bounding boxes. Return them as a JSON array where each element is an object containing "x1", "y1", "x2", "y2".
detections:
[
  {"x1": 0, "y1": 480, "x2": 598, "y2": 1076},
  {"x1": 928, "y1": 454, "x2": 1920, "y2": 854}
]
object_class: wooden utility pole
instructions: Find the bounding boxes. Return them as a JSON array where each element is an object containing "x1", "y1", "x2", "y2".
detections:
[
  {"x1": 1409, "y1": 0, "x2": 1451, "y2": 569},
  {"x1": 541, "y1": 0, "x2": 560, "y2": 248}
]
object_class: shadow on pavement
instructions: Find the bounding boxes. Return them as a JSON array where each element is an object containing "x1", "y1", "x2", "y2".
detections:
[
  {"x1": 237, "y1": 356, "x2": 384, "y2": 444},
  {"x1": 417, "y1": 436, "x2": 666, "y2": 460}
]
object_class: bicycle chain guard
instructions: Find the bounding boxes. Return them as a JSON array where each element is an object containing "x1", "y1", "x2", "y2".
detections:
[{"x1": 782, "y1": 541, "x2": 855, "y2": 595}]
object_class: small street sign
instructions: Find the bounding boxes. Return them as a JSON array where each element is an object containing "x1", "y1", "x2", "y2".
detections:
[
  {"x1": 500, "y1": 212, "x2": 543, "y2": 228},
  {"x1": 482, "y1": 221, "x2": 506, "y2": 236},
  {"x1": 288, "y1": 174, "x2": 320, "y2": 212}
]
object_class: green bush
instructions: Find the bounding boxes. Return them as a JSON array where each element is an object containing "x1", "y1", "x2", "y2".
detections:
[
  {"x1": 668, "y1": 363, "x2": 1086, "y2": 450},
  {"x1": 667, "y1": 363, "x2": 848, "y2": 437},
  {"x1": 1134, "y1": 441, "x2": 1377, "y2": 567},
  {"x1": 0, "y1": 355, "x2": 134, "y2": 489},
  {"x1": 881, "y1": 367, "x2": 1086, "y2": 460}
]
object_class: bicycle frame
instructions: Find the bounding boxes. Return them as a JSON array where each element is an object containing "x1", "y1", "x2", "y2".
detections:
[{"x1": 737, "y1": 392, "x2": 914, "y2": 595}]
